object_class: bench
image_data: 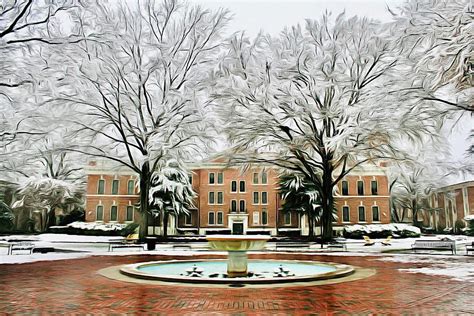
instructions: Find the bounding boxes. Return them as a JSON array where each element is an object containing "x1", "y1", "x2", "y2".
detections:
[
  {"x1": 108, "y1": 242, "x2": 145, "y2": 252},
  {"x1": 172, "y1": 244, "x2": 192, "y2": 250},
  {"x1": 411, "y1": 240, "x2": 456, "y2": 255},
  {"x1": 327, "y1": 242, "x2": 347, "y2": 251},
  {"x1": 466, "y1": 242, "x2": 474, "y2": 255},
  {"x1": 275, "y1": 242, "x2": 311, "y2": 250},
  {"x1": 8, "y1": 242, "x2": 35, "y2": 255}
]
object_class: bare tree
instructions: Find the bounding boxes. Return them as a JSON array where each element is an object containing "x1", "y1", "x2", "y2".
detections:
[
  {"x1": 214, "y1": 14, "x2": 438, "y2": 241},
  {"x1": 53, "y1": 0, "x2": 230, "y2": 238},
  {"x1": 389, "y1": 0, "x2": 473, "y2": 159}
]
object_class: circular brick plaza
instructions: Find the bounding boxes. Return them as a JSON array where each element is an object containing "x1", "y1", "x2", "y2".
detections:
[{"x1": 0, "y1": 253, "x2": 473, "y2": 314}]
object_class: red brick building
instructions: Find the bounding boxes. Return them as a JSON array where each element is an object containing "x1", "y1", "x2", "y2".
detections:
[
  {"x1": 85, "y1": 158, "x2": 391, "y2": 236},
  {"x1": 426, "y1": 181, "x2": 474, "y2": 231}
]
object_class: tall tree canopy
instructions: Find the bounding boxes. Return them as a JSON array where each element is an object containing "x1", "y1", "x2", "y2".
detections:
[
  {"x1": 214, "y1": 14, "x2": 438, "y2": 240},
  {"x1": 49, "y1": 0, "x2": 230, "y2": 238}
]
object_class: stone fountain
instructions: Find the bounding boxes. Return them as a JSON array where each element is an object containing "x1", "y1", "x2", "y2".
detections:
[{"x1": 206, "y1": 235, "x2": 271, "y2": 277}]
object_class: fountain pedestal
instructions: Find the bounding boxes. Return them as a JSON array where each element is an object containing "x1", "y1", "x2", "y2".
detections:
[
  {"x1": 227, "y1": 251, "x2": 248, "y2": 277},
  {"x1": 207, "y1": 235, "x2": 270, "y2": 278}
]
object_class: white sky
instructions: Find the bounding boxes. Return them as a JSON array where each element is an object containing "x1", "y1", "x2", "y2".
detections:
[{"x1": 191, "y1": 0, "x2": 405, "y2": 37}]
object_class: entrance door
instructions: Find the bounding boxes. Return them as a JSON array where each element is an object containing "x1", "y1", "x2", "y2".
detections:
[{"x1": 232, "y1": 223, "x2": 244, "y2": 235}]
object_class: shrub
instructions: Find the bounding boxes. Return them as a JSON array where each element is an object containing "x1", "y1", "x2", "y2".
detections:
[
  {"x1": 454, "y1": 219, "x2": 466, "y2": 234},
  {"x1": 343, "y1": 224, "x2": 421, "y2": 239},
  {"x1": 0, "y1": 202, "x2": 14, "y2": 233}
]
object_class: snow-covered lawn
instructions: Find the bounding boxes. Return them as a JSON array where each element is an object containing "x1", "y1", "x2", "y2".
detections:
[{"x1": 1, "y1": 233, "x2": 472, "y2": 282}]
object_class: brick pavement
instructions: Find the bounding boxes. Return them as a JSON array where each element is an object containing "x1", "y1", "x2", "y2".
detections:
[{"x1": 0, "y1": 253, "x2": 473, "y2": 315}]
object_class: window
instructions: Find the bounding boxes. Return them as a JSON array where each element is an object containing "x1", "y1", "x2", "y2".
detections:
[
  {"x1": 217, "y1": 172, "x2": 223, "y2": 184},
  {"x1": 357, "y1": 181, "x2": 364, "y2": 195},
  {"x1": 188, "y1": 175, "x2": 193, "y2": 185},
  {"x1": 231, "y1": 181, "x2": 237, "y2": 193},
  {"x1": 371, "y1": 180, "x2": 378, "y2": 195},
  {"x1": 253, "y1": 211, "x2": 259, "y2": 225},
  {"x1": 112, "y1": 180, "x2": 119, "y2": 195},
  {"x1": 185, "y1": 213, "x2": 192, "y2": 225},
  {"x1": 217, "y1": 192, "x2": 224, "y2": 204},
  {"x1": 209, "y1": 173, "x2": 215, "y2": 184},
  {"x1": 253, "y1": 192, "x2": 259, "y2": 204},
  {"x1": 342, "y1": 206, "x2": 350, "y2": 222},
  {"x1": 126, "y1": 206, "x2": 134, "y2": 221},
  {"x1": 208, "y1": 212, "x2": 215, "y2": 225},
  {"x1": 372, "y1": 206, "x2": 380, "y2": 222},
  {"x1": 261, "y1": 192, "x2": 268, "y2": 204},
  {"x1": 239, "y1": 180, "x2": 246, "y2": 192},
  {"x1": 341, "y1": 181, "x2": 349, "y2": 196},
  {"x1": 98, "y1": 180, "x2": 105, "y2": 194},
  {"x1": 110, "y1": 205, "x2": 118, "y2": 221},
  {"x1": 231, "y1": 200, "x2": 237, "y2": 213},
  {"x1": 262, "y1": 210, "x2": 268, "y2": 225},
  {"x1": 217, "y1": 212, "x2": 223, "y2": 225},
  {"x1": 209, "y1": 192, "x2": 215, "y2": 204},
  {"x1": 284, "y1": 212, "x2": 291, "y2": 225},
  {"x1": 358, "y1": 206, "x2": 366, "y2": 222},
  {"x1": 96, "y1": 205, "x2": 104, "y2": 221},
  {"x1": 261, "y1": 172, "x2": 267, "y2": 184},
  {"x1": 253, "y1": 173, "x2": 259, "y2": 184},
  {"x1": 239, "y1": 200, "x2": 246, "y2": 213},
  {"x1": 127, "y1": 180, "x2": 135, "y2": 195}
]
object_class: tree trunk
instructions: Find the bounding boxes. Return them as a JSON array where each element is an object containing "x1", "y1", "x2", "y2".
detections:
[
  {"x1": 308, "y1": 214, "x2": 314, "y2": 239},
  {"x1": 138, "y1": 162, "x2": 151, "y2": 240},
  {"x1": 321, "y1": 161, "x2": 334, "y2": 242},
  {"x1": 163, "y1": 212, "x2": 169, "y2": 239},
  {"x1": 412, "y1": 199, "x2": 419, "y2": 227},
  {"x1": 46, "y1": 207, "x2": 56, "y2": 230}
]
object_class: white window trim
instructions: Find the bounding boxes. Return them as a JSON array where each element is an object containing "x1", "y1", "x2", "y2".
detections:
[
  {"x1": 252, "y1": 172, "x2": 259, "y2": 185},
  {"x1": 239, "y1": 180, "x2": 246, "y2": 193},
  {"x1": 127, "y1": 179, "x2": 135, "y2": 195},
  {"x1": 96, "y1": 204, "x2": 104, "y2": 222},
  {"x1": 208, "y1": 211, "x2": 215, "y2": 225},
  {"x1": 230, "y1": 180, "x2": 237, "y2": 193},
  {"x1": 342, "y1": 206, "x2": 351, "y2": 223},
  {"x1": 112, "y1": 179, "x2": 120, "y2": 195},
  {"x1": 209, "y1": 172, "x2": 215, "y2": 185},
  {"x1": 239, "y1": 200, "x2": 246, "y2": 213},
  {"x1": 252, "y1": 192, "x2": 259, "y2": 205},
  {"x1": 216, "y1": 211, "x2": 224, "y2": 225},
  {"x1": 261, "y1": 192, "x2": 268, "y2": 205},
  {"x1": 208, "y1": 192, "x2": 215, "y2": 205},
  {"x1": 358, "y1": 206, "x2": 366, "y2": 222},
  {"x1": 371, "y1": 180, "x2": 378, "y2": 195},
  {"x1": 217, "y1": 192, "x2": 224, "y2": 205},
  {"x1": 97, "y1": 179, "x2": 106, "y2": 195},
  {"x1": 357, "y1": 180, "x2": 364, "y2": 195},
  {"x1": 252, "y1": 211, "x2": 259, "y2": 225},
  {"x1": 261, "y1": 210, "x2": 268, "y2": 226},
  {"x1": 110, "y1": 205, "x2": 118, "y2": 222},
  {"x1": 231, "y1": 200, "x2": 237, "y2": 213},
  {"x1": 125, "y1": 205, "x2": 134, "y2": 222},
  {"x1": 371, "y1": 206, "x2": 381, "y2": 222},
  {"x1": 217, "y1": 172, "x2": 224, "y2": 185}
]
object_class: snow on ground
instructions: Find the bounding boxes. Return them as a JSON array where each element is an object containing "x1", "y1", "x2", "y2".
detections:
[{"x1": 1, "y1": 233, "x2": 473, "y2": 283}]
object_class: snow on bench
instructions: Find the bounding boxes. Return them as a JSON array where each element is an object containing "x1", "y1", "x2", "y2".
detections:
[
  {"x1": 8, "y1": 242, "x2": 35, "y2": 255},
  {"x1": 411, "y1": 240, "x2": 456, "y2": 255}
]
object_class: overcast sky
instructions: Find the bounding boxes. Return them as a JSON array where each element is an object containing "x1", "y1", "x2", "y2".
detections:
[{"x1": 188, "y1": 0, "x2": 472, "y2": 182}]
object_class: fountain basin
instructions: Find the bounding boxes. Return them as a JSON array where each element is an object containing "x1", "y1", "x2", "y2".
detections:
[
  {"x1": 120, "y1": 259, "x2": 355, "y2": 284},
  {"x1": 207, "y1": 235, "x2": 271, "y2": 251},
  {"x1": 206, "y1": 235, "x2": 271, "y2": 277}
]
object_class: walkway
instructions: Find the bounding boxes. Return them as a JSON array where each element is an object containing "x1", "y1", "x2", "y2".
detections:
[{"x1": 0, "y1": 253, "x2": 473, "y2": 314}]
